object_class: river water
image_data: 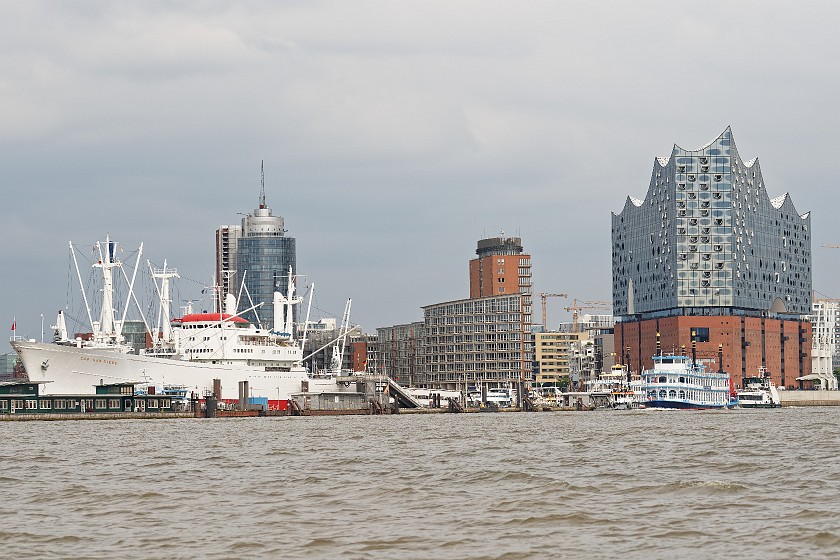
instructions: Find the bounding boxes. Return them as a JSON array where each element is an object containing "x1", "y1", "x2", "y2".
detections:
[{"x1": 2, "y1": 408, "x2": 840, "y2": 559}]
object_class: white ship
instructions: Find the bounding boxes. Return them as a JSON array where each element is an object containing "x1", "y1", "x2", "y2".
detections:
[
  {"x1": 11, "y1": 236, "x2": 353, "y2": 402},
  {"x1": 641, "y1": 354, "x2": 738, "y2": 410},
  {"x1": 737, "y1": 367, "x2": 781, "y2": 408}
]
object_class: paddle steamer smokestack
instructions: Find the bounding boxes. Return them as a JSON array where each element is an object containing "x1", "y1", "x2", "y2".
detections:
[
  {"x1": 625, "y1": 346, "x2": 631, "y2": 385},
  {"x1": 691, "y1": 330, "x2": 697, "y2": 369}
]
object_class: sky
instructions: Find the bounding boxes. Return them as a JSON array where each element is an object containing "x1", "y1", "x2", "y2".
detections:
[{"x1": 3, "y1": 0, "x2": 840, "y2": 340}]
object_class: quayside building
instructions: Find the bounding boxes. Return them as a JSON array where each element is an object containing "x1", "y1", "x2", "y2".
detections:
[
  {"x1": 376, "y1": 234, "x2": 534, "y2": 391},
  {"x1": 611, "y1": 127, "x2": 812, "y2": 388}
]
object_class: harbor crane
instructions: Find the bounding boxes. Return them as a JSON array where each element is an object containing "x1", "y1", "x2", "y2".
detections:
[
  {"x1": 564, "y1": 299, "x2": 611, "y2": 332},
  {"x1": 539, "y1": 292, "x2": 568, "y2": 330}
]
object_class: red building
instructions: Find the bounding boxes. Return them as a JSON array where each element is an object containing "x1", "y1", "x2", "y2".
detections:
[
  {"x1": 615, "y1": 316, "x2": 811, "y2": 390},
  {"x1": 469, "y1": 235, "x2": 532, "y2": 299}
]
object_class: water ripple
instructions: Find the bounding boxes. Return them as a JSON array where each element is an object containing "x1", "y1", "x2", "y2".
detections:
[{"x1": 2, "y1": 409, "x2": 840, "y2": 559}]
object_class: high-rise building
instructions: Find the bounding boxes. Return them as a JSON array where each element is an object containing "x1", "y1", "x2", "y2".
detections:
[
  {"x1": 215, "y1": 225, "x2": 242, "y2": 300},
  {"x1": 612, "y1": 127, "x2": 812, "y2": 388},
  {"x1": 469, "y1": 234, "x2": 532, "y2": 299},
  {"x1": 225, "y1": 166, "x2": 296, "y2": 328},
  {"x1": 810, "y1": 299, "x2": 840, "y2": 381}
]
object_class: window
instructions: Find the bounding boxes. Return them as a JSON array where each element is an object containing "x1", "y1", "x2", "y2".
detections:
[
  {"x1": 95, "y1": 399, "x2": 106, "y2": 410},
  {"x1": 691, "y1": 328, "x2": 710, "y2": 342},
  {"x1": 0, "y1": 400, "x2": 7, "y2": 410},
  {"x1": 26, "y1": 400, "x2": 37, "y2": 409},
  {"x1": 108, "y1": 399, "x2": 120, "y2": 409},
  {"x1": 40, "y1": 400, "x2": 51, "y2": 410}
]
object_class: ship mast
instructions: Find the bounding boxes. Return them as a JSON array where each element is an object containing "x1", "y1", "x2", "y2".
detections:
[
  {"x1": 93, "y1": 235, "x2": 121, "y2": 339},
  {"x1": 150, "y1": 259, "x2": 179, "y2": 343}
]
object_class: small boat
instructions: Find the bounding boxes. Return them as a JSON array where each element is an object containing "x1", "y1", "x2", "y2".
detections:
[
  {"x1": 642, "y1": 354, "x2": 738, "y2": 410},
  {"x1": 485, "y1": 388, "x2": 512, "y2": 408},
  {"x1": 587, "y1": 365, "x2": 644, "y2": 409},
  {"x1": 737, "y1": 367, "x2": 781, "y2": 408}
]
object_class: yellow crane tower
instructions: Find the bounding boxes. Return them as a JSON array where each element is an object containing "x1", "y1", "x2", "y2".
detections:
[
  {"x1": 539, "y1": 292, "x2": 569, "y2": 330},
  {"x1": 564, "y1": 299, "x2": 611, "y2": 332}
]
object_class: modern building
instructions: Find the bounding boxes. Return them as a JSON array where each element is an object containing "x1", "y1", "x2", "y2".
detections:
[
  {"x1": 347, "y1": 333, "x2": 378, "y2": 374},
  {"x1": 233, "y1": 168, "x2": 296, "y2": 328},
  {"x1": 375, "y1": 233, "x2": 535, "y2": 391},
  {"x1": 469, "y1": 234, "x2": 533, "y2": 299},
  {"x1": 420, "y1": 293, "x2": 532, "y2": 391},
  {"x1": 534, "y1": 331, "x2": 586, "y2": 389},
  {"x1": 0, "y1": 353, "x2": 25, "y2": 382},
  {"x1": 376, "y1": 322, "x2": 426, "y2": 387},
  {"x1": 810, "y1": 299, "x2": 840, "y2": 379},
  {"x1": 215, "y1": 224, "x2": 242, "y2": 300},
  {"x1": 612, "y1": 127, "x2": 812, "y2": 388}
]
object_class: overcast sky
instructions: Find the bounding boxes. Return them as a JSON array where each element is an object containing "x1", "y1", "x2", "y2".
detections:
[{"x1": 2, "y1": 1, "x2": 839, "y2": 339}]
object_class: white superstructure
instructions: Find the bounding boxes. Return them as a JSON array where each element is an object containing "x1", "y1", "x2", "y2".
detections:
[{"x1": 11, "y1": 236, "x2": 352, "y2": 401}]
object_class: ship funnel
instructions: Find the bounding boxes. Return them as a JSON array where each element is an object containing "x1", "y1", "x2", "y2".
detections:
[
  {"x1": 52, "y1": 310, "x2": 69, "y2": 343},
  {"x1": 224, "y1": 293, "x2": 237, "y2": 316},
  {"x1": 273, "y1": 291, "x2": 285, "y2": 332}
]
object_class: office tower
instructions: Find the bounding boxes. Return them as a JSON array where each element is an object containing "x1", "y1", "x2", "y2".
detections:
[{"x1": 235, "y1": 166, "x2": 296, "y2": 328}]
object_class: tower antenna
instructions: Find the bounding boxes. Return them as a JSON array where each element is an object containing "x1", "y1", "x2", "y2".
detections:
[{"x1": 259, "y1": 160, "x2": 266, "y2": 209}]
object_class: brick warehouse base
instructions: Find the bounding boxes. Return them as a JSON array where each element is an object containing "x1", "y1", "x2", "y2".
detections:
[{"x1": 615, "y1": 316, "x2": 812, "y2": 390}]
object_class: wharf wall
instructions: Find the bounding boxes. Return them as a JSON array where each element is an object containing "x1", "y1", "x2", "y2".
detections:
[{"x1": 780, "y1": 390, "x2": 840, "y2": 407}]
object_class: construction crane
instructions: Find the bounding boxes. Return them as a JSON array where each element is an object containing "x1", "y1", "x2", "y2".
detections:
[
  {"x1": 539, "y1": 292, "x2": 568, "y2": 329},
  {"x1": 564, "y1": 299, "x2": 611, "y2": 332}
]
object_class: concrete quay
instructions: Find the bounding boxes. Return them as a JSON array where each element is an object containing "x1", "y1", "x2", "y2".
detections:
[{"x1": 779, "y1": 390, "x2": 840, "y2": 407}]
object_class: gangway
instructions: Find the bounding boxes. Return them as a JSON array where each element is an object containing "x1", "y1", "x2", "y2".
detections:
[{"x1": 334, "y1": 374, "x2": 424, "y2": 409}]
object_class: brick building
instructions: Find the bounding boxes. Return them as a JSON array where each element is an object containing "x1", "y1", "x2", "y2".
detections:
[{"x1": 612, "y1": 128, "x2": 812, "y2": 388}]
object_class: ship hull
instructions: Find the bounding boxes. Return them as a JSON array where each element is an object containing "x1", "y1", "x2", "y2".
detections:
[
  {"x1": 644, "y1": 400, "x2": 733, "y2": 410},
  {"x1": 11, "y1": 340, "x2": 341, "y2": 400}
]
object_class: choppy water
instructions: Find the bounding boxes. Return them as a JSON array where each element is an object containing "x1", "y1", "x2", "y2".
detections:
[{"x1": 2, "y1": 408, "x2": 840, "y2": 559}]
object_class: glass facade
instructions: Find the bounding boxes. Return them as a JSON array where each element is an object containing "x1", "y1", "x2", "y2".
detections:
[
  {"x1": 612, "y1": 127, "x2": 811, "y2": 320},
  {"x1": 237, "y1": 236, "x2": 296, "y2": 328}
]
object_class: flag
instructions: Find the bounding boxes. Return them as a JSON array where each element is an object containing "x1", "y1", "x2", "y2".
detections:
[{"x1": 11, "y1": 318, "x2": 15, "y2": 331}]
